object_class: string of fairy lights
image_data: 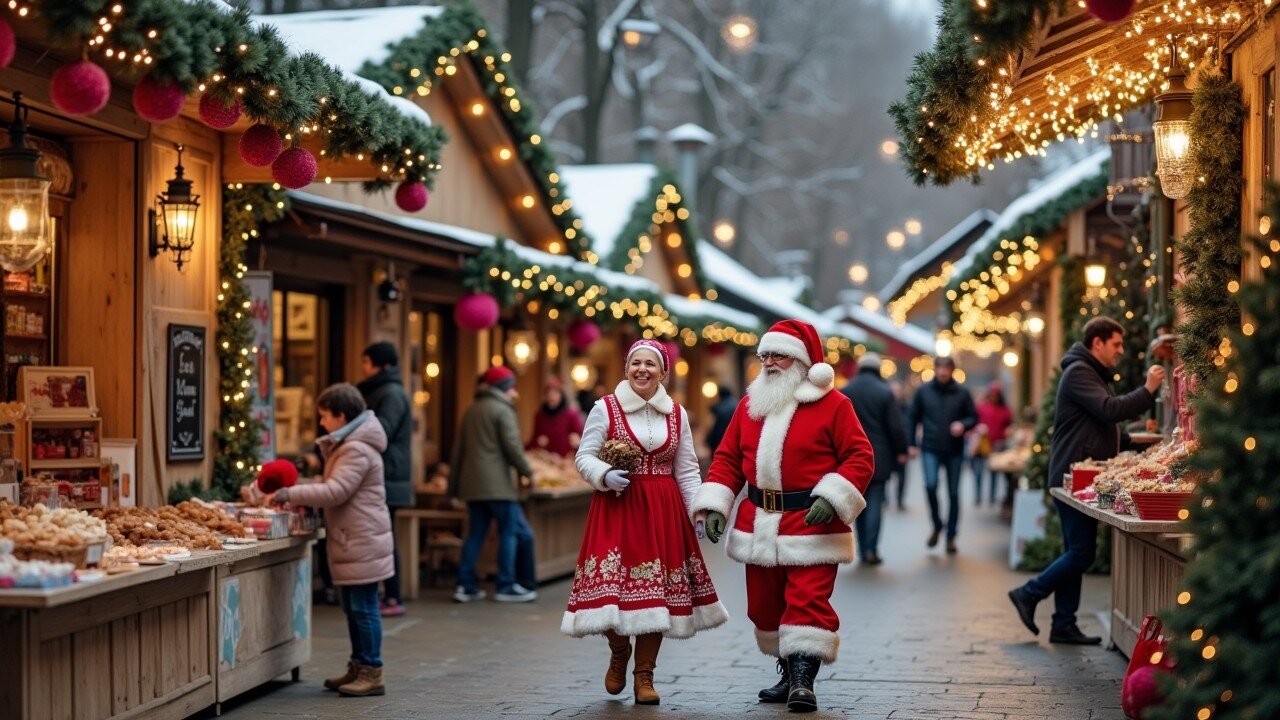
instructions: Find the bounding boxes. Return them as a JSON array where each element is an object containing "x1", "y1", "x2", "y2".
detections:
[{"x1": 622, "y1": 183, "x2": 701, "y2": 290}]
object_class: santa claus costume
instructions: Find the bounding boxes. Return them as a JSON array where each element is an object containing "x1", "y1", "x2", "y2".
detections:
[
  {"x1": 563, "y1": 339, "x2": 728, "y2": 705},
  {"x1": 691, "y1": 319, "x2": 873, "y2": 712}
]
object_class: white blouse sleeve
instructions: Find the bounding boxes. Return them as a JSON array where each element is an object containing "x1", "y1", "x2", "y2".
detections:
[
  {"x1": 673, "y1": 407, "x2": 702, "y2": 521},
  {"x1": 575, "y1": 401, "x2": 613, "y2": 492}
]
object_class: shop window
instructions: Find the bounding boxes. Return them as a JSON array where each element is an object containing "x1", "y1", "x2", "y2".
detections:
[
  {"x1": 1264, "y1": 68, "x2": 1275, "y2": 180},
  {"x1": 272, "y1": 289, "x2": 332, "y2": 460}
]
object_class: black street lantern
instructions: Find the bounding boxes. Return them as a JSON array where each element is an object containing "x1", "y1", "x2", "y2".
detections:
[
  {"x1": 150, "y1": 144, "x2": 201, "y2": 270},
  {"x1": 0, "y1": 92, "x2": 52, "y2": 273}
]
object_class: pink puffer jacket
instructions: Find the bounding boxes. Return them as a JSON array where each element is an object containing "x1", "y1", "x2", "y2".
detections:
[{"x1": 287, "y1": 411, "x2": 393, "y2": 586}]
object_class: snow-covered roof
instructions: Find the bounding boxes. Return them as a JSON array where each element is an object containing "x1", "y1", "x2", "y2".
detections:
[
  {"x1": 286, "y1": 190, "x2": 753, "y2": 330},
  {"x1": 879, "y1": 208, "x2": 997, "y2": 303},
  {"x1": 822, "y1": 304, "x2": 934, "y2": 355},
  {"x1": 698, "y1": 241, "x2": 868, "y2": 343},
  {"x1": 952, "y1": 148, "x2": 1109, "y2": 277},
  {"x1": 261, "y1": 7, "x2": 444, "y2": 75},
  {"x1": 559, "y1": 164, "x2": 659, "y2": 260},
  {"x1": 667, "y1": 123, "x2": 716, "y2": 147},
  {"x1": 759, "y1": 276, "x2": 807, "y2": 303},
  {"x1": 254, "y1": 8, "x2": 439, "y2": 128}
]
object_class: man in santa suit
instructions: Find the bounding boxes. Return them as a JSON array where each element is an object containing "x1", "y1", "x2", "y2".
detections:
[{"x1": 692, "y1": 319, "x2": 874, "y2": 713}]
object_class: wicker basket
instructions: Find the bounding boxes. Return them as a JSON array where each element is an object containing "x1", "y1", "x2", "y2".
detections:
[{"x1": 13, "y1": 539, "x2": 105, "y2": 568}]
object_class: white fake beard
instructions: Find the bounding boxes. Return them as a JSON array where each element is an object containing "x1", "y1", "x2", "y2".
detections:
[{"x1": 747, "y1": 362, "x2": 806, "y2": 420}]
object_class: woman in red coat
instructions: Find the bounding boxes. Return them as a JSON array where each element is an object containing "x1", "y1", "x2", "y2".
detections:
[{"x1": 527, "y1": 377, "x2": 585, "y2": 457}]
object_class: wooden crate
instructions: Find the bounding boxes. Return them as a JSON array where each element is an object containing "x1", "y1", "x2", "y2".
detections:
[{"x1": 1110, "y1": 531, "x2": 1188, "y2": 655}]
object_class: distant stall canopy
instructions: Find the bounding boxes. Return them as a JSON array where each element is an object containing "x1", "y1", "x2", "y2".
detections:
[{"x1": 890, "y1": 0, "x2": 1256, "y2": 185}]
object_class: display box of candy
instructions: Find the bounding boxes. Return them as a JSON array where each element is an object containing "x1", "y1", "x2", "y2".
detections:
[{"x1": 238, "y1": 508, "x2": 291, "y2": 539}]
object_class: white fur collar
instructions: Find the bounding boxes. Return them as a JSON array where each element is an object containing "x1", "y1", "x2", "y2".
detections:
[
  {"x1": 795, "y1": 381, "x2": 833, "y2": 404},
  {"x1": 614, "y1": 380, "x2": 674, "y2": 415}
]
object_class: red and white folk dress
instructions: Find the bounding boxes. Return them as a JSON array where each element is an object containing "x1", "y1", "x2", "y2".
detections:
[{"x1": 562, "y1": 381, "x2": 729, "y2": 638}]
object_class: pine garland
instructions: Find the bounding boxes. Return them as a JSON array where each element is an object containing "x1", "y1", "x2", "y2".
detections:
[
  {"x1": 1148, "y1": 188, "x2": 1280, "y2": 720},
  {"x1": 1174, "y1": 71, "x2": 1243, "y2": 388},
  {"x1": 605, "y1": 168, "x2": 711, "y2": 291},
  {"x1": 211, "y1": 184, "x2": 287, "y2": 499},
  {"x1": 358, "y1": 1, "x2": 592, "y2": 258},
  {"x1": 953, "y1": 1, "x2": 1060, "y2": 62},
  {"x1": 26, "y1": 0, "x2": 445, "y2": 186}
]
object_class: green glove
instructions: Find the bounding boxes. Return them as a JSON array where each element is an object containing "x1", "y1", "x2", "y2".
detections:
[
  {"x1": 804, "y1": 497, "x2": 835, "y2": 526},
  {"x1": 705, "y1": 511, "x2": 727, "y2": 543}
]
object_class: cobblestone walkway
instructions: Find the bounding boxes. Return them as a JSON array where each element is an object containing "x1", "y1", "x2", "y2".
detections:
[{"x1": 216, "y1": 472, "x2": 1127, "y2": 719}]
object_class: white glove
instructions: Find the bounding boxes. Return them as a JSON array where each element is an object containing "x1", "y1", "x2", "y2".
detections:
[{"x1": 603, "y1": 469, "x2": 631, "y2": 493}]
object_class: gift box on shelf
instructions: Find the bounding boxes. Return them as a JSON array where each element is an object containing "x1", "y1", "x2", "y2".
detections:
[{"x1": 1130, "y1": 491, "x2": 1196, "y2": 521}]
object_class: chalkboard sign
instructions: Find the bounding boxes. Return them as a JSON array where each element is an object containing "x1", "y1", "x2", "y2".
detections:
[{"x1": 167, "y1": 323, "x2": 205, "y2": 461}]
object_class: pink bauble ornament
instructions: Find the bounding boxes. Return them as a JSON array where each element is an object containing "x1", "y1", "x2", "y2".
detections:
[
  {"x1": 199, "y1": 93, "x2": 241, "y2": 129},
  {"x1": 454, "y1": 293, "x2": 500, "y2": 331},
  {"x1": 239, "y1": 123, "x2": 283, "y2": 167},
  {"x1": 0, "y1": 18, "x2": 15, "y2": 69},
  {"x1": 661, "y1": 339, "x2": 681, "y2": 365},
  {"x1": 1084, "y1": 0, "x2": 1136, "y2": 23},
  {"x1": 50, "y1": 60, "x2": 111, "y2": 116},
  {"x1": 1121, "y1": 665, "x2": 1169, "y2": 719},
  {"x1": 567, "y1": 319, "x2": 602, "y2": 351},
  {"x1": 395, "y1": 181, "x2": 429, "y2": 212},
  {"x1": 271, "y1": 146, "x2": 318, "y2": 189},
  {"x1": 133, "y1": 77, "x2": 186, "y2": 122}
]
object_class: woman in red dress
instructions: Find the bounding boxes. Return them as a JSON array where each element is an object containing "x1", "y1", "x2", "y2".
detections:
[{"x1": 563, "y1": 339, "x2": 728, "y2": 705}]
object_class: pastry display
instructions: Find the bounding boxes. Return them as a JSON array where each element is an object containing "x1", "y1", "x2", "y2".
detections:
[
  {"x1": 527, "y1": 449, "x2": 588, "y2": 491},
  {"x1": 0, "y1": 500, "x2": 108, "y2": 549},
  {"x1": 174, "y1": 500, "x2": 248, "y2": 538},
  {"x1": 1082, "y1": 440, "x2": 1202, "y2": 515},
  {"x1": 96, "y1": 507, "x2": 222, "y2": 549}
]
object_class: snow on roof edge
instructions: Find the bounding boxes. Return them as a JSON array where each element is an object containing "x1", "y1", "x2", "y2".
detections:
[{"x1": 879, "y1": 208, "x2": 998, "y2": 302}]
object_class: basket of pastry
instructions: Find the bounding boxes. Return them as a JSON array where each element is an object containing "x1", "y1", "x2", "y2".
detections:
[
  {"x1": 174, "y1": 500, "x2": 249, "y2": 538},
  {"x1": 598, "y1": 438, "x2": 641, "y2": 473},
  {"x1": 527, "y1": 449, "x2": 588, "y2": 492},
  {"x1": 0, "y1": 500, "x2": 109, "y2": 568},
  {"x1": 96, "y1": 506, "x2": 223, "y2": 549}
]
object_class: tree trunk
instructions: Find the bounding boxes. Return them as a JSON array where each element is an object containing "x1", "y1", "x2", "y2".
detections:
[
  {"x1": 580, "y1": 0, "x2": 606, "y2": 163},
  {"x1": 506, "y1": 0, "x2": 535, "y2": 86}
]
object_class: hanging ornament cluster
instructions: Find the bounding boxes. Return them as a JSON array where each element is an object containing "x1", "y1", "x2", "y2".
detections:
[
  {"x1": 198, "y1": 93, "x2": 241, "y2": 129},
  {"x1": 272, "y1": 146, "x2": 317, "y2": 189},
  {"x1": 0, "y1": 17, "x2": 15, "y2": 69},
  {"x1": 394, "y1": 181, "x2": 429, "y2": 212},
  {"x1": 50, "y1": 60, "x2": 112, "y2": 116},
  {"x1": 1121, "y1": 664, "x2": 1169, "y2": 719},
  {"x1": 132, "y1": 77, "x2": 186, "y2": 122},
  {"x1": 567, "y1": 318, "x2": 602, "y2": 352},
  {"x1": 1084, "y1": 0, "x2": 1136, "y2": 23},
  {"x1": 239, "y1": 123, "x2": 283, "y2": 167},
  {"x1": 455, "y1": 292, "x2": 500, "y2": 331}
]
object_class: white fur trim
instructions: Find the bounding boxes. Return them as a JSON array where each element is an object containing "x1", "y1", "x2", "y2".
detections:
[
  {"x1": 779, "y1": 625, "x2": 840, "y2": 663},
  {"x1": 613, "y1": 380, "x2": 674, "y2": 415},
  {"x1": 759, "y1": 332, "x2": 813, "y2": 366},
  {"x1": 754, "y1": 401, "x2": 797, "y2": 491},
  {"x1": 793, "y1": 381, "x2": 832, "y2": 404},
  {"x1": 561, "y1": 601, "x2": 729, "y2": 639},
  {"x1": 755, "y1": 629, "x2": 780, "y2": 657},
  {"x1": 811, "y1": 473, "x2": 866, "y2": 525},
  {"x1": 690, "y1": 482, "x2": 738, "y2": 519},
  {"x1": 808, "y1": 362, "x2": 834, "y2": 388},
  {"x1": 725, "y1": 509, "x2": 856, "y2": 566}
]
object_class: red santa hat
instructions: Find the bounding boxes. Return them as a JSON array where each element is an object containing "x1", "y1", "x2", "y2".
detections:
[
  {"x1": 758, "y1": 319, "x2": 835, "y2": 388},
  {"x1": 246, "y1": 459, "x2": 299, "y2": 504}
]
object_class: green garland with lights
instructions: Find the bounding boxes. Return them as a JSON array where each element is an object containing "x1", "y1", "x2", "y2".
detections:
[
  {"x1": 359, "y1": 0, "x2": 592, "y2": 259},
  {"x1": 210, "y1": 184, "x2": 288, "y2": 500},
  {"x1": 1174, "y1": 71, "x2": 1243, "y2": 389},
  {"x1": 24, "y1": 0, "x2": 445, "y2": 186},
  {"x1": 606, "y1": 168, "x2": 711, "y2": 291}
]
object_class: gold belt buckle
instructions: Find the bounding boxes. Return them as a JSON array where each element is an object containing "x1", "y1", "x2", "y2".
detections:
[{"x1": 761, "y1": 489, "x2": 782, "y2": 513}]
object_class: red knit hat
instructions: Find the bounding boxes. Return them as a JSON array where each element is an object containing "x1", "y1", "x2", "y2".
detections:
[
  {"x1": 625, "y1": 338, "x2": 669, "y2": 372},
  {"x1": 483, "y1": 365, "x2": 516, "y2": 390},
  {"x1": 757, "y1": 319, "x2": 835, "y2": 387},
  {"x1": 256, "y1": 459, "x2": 298, "y2": 493}
]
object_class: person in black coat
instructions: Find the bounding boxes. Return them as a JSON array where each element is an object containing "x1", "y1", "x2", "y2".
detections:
[
  {"x1": 1009, "y1": 317, "x2": 1165, "y2": 645},
  {"x1": 840, "y1": 354, "x2": 908, "y2": 565},
  {"x1": 357, "y1": 341, "x2": 414, "y2": 616},
  {"x1": 907, "y1": 356, "x2": 978, "y2": 553},
  {"x1": 705, "y1": 385, "x2": 737, "y2": 453}
]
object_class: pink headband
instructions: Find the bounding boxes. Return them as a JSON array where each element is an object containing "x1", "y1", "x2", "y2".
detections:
[{"x1": 626, "y1": 339, "x2": 669, "y2": 372}]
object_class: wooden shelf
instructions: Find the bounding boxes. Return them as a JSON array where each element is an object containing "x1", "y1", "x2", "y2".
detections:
[
  {"x1": 5, "y1": 333, "x2": 47, "y2": 341},
  {"x1": 29, "y1": 458, "x2": 101, "y2": 469},
  {"x1": 2, "y1": 290, "x2": 50, "y2": 299}
]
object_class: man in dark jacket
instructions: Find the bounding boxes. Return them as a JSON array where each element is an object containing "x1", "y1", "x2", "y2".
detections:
[
  {"x1": 705, "y1": 385, "x2": 737, "y2": 453},
  {"x1": 907, "y1": 356, "x2": 978, "y2": 553},
  {"x1": 840, "y1": 353, "x2": 908, "y2": 565},
  {"x1": 357, "y1": 342, "x2": 413, "y2": 616},
  {"x1": 1009, "y1": 317, "x2": 1164, "y2": 644}
]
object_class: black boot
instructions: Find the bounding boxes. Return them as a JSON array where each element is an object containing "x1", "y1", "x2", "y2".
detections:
[
  {"x1": 786, "y1": 654, "x2": 821, "y2": 712},
  {"x1": 758, "y1": 658, "x2": 790, "y2": 703}
]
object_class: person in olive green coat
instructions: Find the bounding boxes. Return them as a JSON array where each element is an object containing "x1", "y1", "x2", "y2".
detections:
[{"x1": 449, "y1": 366, "x2": 539, "y2": 603}]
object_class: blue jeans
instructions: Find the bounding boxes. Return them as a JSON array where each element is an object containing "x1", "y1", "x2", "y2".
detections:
[
  {"x1": 458, "y1": 500, "x2": 537, "y2": 592},
  {"x1": 970, "y1": 455, "x2": 994, "y2": 503},
  {"x1": 922, "y1": 451, "x2": 964, "y2": 540},
  {"x1": 854, "y1": 480, "x2": 886, "y2": 558},
  {"x1": 339, "y1": 582, "x2": 382, "y2": 667},
  {"x1": 1022, "y1": 497, "x2": 1098, "y2": 631}
]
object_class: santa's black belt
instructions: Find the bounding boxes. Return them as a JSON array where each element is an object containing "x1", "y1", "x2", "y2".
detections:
[{"x1": 747, "y1": 486, "x2": 817, "y2": 513}]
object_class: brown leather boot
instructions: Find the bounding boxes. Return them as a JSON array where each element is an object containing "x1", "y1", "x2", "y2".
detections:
[
  {"x1": 604, "y1": 630, "x2": 632, "y2": 695},
  {"x1": 337, "y1": 664, "x2": 385, "y2": 697},
  {"x1": 323, "y1": 661, "x2": 357, "y2": 691},
  {"x1": 632, "y1": 633, "x2": 662, "y2": 705}
]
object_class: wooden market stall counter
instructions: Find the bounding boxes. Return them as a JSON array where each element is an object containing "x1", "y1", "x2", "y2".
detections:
[
  {"x1": 524, "y1": 483, "x2": 595, "y2": 581},
  {"x1": 1051, "y1": 488, "x2": 1191, "y2": 655},
  {"x1": 0, "y1": 531, "x2": 321, "y2": 720}
]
